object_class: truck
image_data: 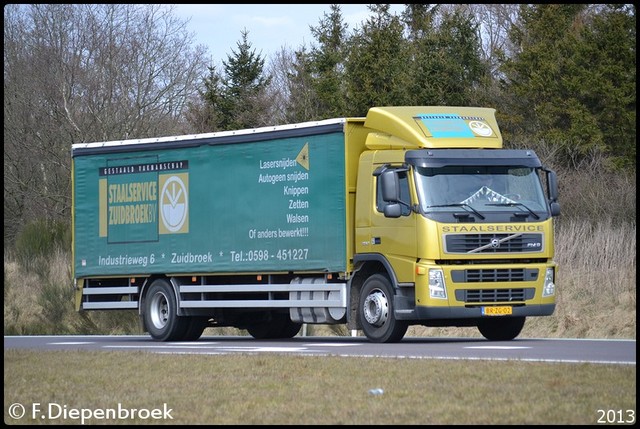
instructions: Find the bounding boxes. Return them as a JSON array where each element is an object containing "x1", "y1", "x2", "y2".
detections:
[{"x1": 72, "y1": 106, "x2": 560, "y2": 343}]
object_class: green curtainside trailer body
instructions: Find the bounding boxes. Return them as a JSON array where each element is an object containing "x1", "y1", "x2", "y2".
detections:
[
  {"x1": 72, "y1": 106, "x2": 560, "y2": 343},
  {"x1": 73, "y1": 120, "x2": 349, "y2": 277}
]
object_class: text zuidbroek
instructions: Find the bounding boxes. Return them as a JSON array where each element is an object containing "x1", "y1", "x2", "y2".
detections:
[{"x1": 171, "y1": 251, "x2": 213, "y2": 264}]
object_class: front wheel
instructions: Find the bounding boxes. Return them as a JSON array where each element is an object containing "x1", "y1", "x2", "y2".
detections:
[
  {"x1": 477, "y1": 316, "x2": 526, "y2": 341},
  {"x1": 358, "y1": 274, "x2": 407, "y2": 343},
  {"x1": 143, "y1": 279, "x2": 188, "y2": 341}
]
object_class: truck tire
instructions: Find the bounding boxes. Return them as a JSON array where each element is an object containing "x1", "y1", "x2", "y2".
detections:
[
  {"x1": 279, "y1": 317, "x2": 303, "y2": 339},
  {"x1": 247, "y1": 312, "x2": 301, "y2": 339},
  {"x1": 477, "y1": 316, "x2": 526, "y2": 341},
  {"x1": 182, "y1": 317, "x2": 208, "y2": 341},
  {"x1": 143, "y1": 279, "x2": 188, "y2": 341},
  {"x1": 359, "y1": 274, "x2": 408, "y2": 343}
]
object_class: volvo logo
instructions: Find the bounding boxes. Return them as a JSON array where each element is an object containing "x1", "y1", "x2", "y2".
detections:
[{"x1": 463, "y1": 233, "x2": 524, "y2": 254}]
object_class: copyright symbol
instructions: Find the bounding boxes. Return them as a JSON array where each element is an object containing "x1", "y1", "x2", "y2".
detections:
[{"x1": 8, "y1": 402, "x2": 26, "y2": 419}]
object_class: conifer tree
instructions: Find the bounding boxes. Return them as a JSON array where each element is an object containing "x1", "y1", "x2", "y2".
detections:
[
  {"x1": 344, "y1": 4, "x2": 412, "y2": 115},
  {"x1": 501, "y1": 4, "x2": 636, "y2": 168},
  {"x1": 200, "y1": 29, "x2": 272, "y2": 130},
  {"x1": 308, "y1": 4, "x2": 349, "y2": 119},
  {"x1": 403, "y1": 5, "x2": 487, "y2": 106}
]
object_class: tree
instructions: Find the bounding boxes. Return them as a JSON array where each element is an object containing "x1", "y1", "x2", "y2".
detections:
[
  {"x1": 306, "y1": 4, "x2": 350, "y2": 119},
  {"x1": 198, "y1": 29, "x2": 272, "y2": 131},
  {"x1": 576, "y1": 4, "x2": 636, "y2": 168},
  {"x1": 275, "y1": 45, "x2": 319, "y2": 124},
  {"x1": 344, "y1": 4, "x2": 412, "y2": 116},
  {"x1": 278, "y1": 4, "x2": 351, "y2": 123},
  {"x1": 459, "y1": 4, "x2": 520, "y2": 80},
  {"x1": 500, "y1": 4, "x2": 636, "y2": 169},
  {"x1": 188, "y1": 64, "x2": 225, "y2": 133},
  {"x1": 403, "y1": 5, "x2": 488, "y2": 106},
  {"x1": 3, "y1": 4, "x2": 209, "y2": 244}
]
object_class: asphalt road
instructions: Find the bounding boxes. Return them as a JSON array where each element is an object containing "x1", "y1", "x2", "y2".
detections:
[{"x1": 4, "y1": 335, "x2": 636, "y2": 365}]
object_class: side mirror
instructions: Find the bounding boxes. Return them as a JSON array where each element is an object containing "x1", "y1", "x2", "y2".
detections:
[
  {"x1": 383, "y1": 203, "x2": 402, "y2": 218},
  {"x1": 380, "y1": 170, "x2": 399, "y2": 203}
]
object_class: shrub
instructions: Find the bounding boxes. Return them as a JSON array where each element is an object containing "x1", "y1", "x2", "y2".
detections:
[{"x1": 14, "y1": 219, "x2": 71, "y2": 272}]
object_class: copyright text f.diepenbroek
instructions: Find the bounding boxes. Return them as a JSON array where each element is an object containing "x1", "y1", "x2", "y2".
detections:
[{"x1": 14, "y1": 402, "x2": 173, "y2": 424}]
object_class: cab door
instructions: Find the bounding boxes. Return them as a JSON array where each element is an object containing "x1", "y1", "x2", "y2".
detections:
[{"x1": 369, "y1": 166, "x2": 417, "y2": 283}]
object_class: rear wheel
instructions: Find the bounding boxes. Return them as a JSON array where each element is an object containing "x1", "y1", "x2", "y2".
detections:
[
  {"x1": 478, "y1": 316, "x2": 526, "y2": 341},
  {"x1": 279, "y1": 317, "x2": 303, "y2": 339},
  {"x1": 359, "y1": 274, "x2": 408, "y2": 343},
  {"x1": 182, "y1": 317, "x2": 209, "y2": 341},
  {"x1": 143, "y1": 279, "x2": 188, "y2": 341},
  {"x1": 247, "y1": 312, "x2": 302, "y2": 339}
]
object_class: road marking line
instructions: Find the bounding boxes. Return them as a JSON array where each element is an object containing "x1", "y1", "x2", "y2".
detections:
[
  {"x1": 466, "y1": 346, "x2": 531, "y2": 350},
  {"x1": 305, "y1": 343, "x2": 361, "y2": 347}
]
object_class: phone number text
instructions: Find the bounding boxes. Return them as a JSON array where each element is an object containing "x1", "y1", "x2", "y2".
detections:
[{"x1": 229, "y1": 249, "x2": 309, "y2": 262}]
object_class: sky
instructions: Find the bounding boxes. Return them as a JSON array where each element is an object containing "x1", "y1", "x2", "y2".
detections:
[{"x1": 172, "y1": 4, "x2": 402, "y2": 65}]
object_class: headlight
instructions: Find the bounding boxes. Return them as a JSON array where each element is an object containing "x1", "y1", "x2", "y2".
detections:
[
  {"x1": 542, "y1": 267, "x2": 555, "y2": 297},
  {"x1": 429, "y1": 269, "x2": 447, "y2": 299}
]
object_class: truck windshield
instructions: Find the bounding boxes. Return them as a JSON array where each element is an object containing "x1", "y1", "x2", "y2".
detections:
[{"x1": 414, "y1": 166, "x2": 548, "y2": 215}]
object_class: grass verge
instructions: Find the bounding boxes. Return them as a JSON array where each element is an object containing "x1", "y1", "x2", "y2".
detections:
[{"x1": 3, "y1": 349, "x2": 636, "y2": 425}]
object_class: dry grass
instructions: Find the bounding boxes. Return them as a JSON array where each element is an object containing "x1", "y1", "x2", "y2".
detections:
[
  {"x1": 3, "y1": 349, "x2": 636, "y2": 425},
  {"x1": 549, "y1": 218, "x2": 636, "y2": 339}
]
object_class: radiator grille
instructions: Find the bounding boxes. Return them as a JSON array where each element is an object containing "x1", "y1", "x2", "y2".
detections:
[
  {"x1": 451, "y1": 268, "x2": 538, "y2": 283},
  {"x1": 445, "y1": 233, "x2": 543, "y2": 254},
  {"x1": 456, "y1": 288, "x2": 535, "y2": 303}
]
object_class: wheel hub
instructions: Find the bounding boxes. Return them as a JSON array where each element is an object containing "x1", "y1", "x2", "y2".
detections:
[
  {"x1": 363, "y1": 291, "x2": 388, "y2": 326},
  {"x1": 149, "y1": 292, "x2": 169, "y2": 329}
]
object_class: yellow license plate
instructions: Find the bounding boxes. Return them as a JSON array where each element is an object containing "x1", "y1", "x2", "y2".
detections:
[{"x1": 482, "y1": 306, "x2": 512, "y2": 316}]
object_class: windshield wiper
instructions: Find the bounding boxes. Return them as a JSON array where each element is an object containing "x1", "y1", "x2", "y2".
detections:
[
  {"x1": 486, "y1": 202, "x2": 540, "y2": 219},
  {"x1": 426, "y1": 204, "x2": 485, "y2": 220}
]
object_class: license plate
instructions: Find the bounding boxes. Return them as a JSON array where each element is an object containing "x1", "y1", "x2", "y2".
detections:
[{"x1": 482, "y1": 306, "x2": 512, "y2": 316}]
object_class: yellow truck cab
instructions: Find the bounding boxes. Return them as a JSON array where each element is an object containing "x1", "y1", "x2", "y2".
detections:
[{"x1": 347, "y1": 106, "x2": 559, "y2": 342}]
